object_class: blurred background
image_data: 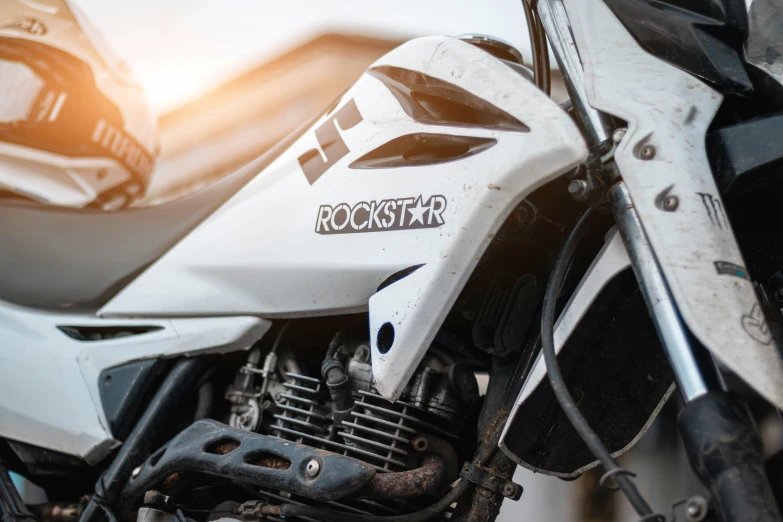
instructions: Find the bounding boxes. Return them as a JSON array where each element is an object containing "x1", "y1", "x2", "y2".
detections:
[
  {"x1": 32, "y1": 2, "x2": 775, "y2": 520},
  {"x1": 67, "y1": 0, "x2": 566, "y2": 202}
]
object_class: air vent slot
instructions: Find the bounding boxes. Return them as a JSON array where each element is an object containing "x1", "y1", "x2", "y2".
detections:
[
  {"x1": 58, "y1": 325, "x2": 163, "y2": 341},
  {"x1": 369, "y1": 65, "x2": 529, "y2": 132},
  {"x1": 350, "y1": 133, "x2": 496, "y2": 169}
]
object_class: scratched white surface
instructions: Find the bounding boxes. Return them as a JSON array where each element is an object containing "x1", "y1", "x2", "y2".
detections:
[
  {"x1": 102, "y1": 37, "x2": 588, "y2": 401},
  {"x1": 565, "y1": 0, "x2": 783, "y2": 409}
]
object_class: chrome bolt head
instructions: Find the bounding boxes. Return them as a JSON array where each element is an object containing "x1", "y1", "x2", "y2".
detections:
[
  {"x1": 567, "y1": 179, "x2": 588, "y2": 200},
  {"x1": 131, "y1": 466, "x2": 142, "y2": 479},
  {"x1": 305, "y1": 459, "x2": 321, "y2": 477},
  {"x1": 663, "y1": 195, "x2": 679, "y2": 211},
  {"x1": 612, "y1": 128, "x2": 627, "y2": 143},
  {"x1": 640, "y1": 145, "x2": 656, "y2": 160},
  {"x1": 685, "y1": 495, "x2": 708, "y2": 522}
]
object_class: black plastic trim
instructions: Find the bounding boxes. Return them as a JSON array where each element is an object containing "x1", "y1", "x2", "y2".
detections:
[
  {"x1": 709, "y1": 111, "x2": 783, "y2": 194},
  {"x1": 604, "y1": 0, "x2": 752, "y2": 94},
  {"x1": 99, "y1": 359, "x2": 165, "y2": 441},
  {"x1": 350, "y1": 133, "x2": 496, "y2": 169},
  {"x1": 368, "y1": 66, "x2": 530, "y2": 132}
]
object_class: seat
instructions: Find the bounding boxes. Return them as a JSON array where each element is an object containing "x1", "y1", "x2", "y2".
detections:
[{"x1": 0, "y1": 125, "x2": 307, "y2": 311}]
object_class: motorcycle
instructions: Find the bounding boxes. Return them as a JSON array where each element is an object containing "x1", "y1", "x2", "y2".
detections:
[{"x1": 2, "y1": 0, "x2": 783, "y2": 521}]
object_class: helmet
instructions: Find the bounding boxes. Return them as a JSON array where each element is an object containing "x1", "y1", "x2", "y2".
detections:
[{"x1": 0, "y1": 0, "x2": 158, "y2": 209}]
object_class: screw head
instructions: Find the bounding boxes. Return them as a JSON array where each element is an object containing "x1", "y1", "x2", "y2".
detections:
[
  {"x1": 567, "y1": 179, "x2": 588, "y2": 200},
  {"x1": 663, "y1": 195, "x2": 679, "y2": 211},
  {"x1": 685, "y1": 495, "x2": 708, "y2": 521},
  {"x1": 640, "y1": 145, "x2": 656, "y2": 160},
  {"x1": 131, "y1": 466, "x2": 142, "y2": 479},
  {"x1": 502, "y1": 484, "x2": 516, "y2": 497},
  {"x1": 612, "y1": 128, "x2": 627, "y2": 144},
  {"x1": 305, "y1": 459, "x2": 321, "y2": 477}
]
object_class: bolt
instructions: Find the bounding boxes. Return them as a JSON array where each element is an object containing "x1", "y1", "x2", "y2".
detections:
[
  {"x1": 612, "y1": 128, "x2": 627, "y2": 144},
  {"x1": 640, "y1": 145, "x2": 656, "y2": 160},
  {"x1": 305, "y1": 459, "x2": 321, "y2": 477},
  {"x1": 502, "y1": 484, "x2": 516, "y2": 497},
  {"x1": 131, "y1": 466, "x2": 142, "y2": 480},
  {"x1": 685, "y1": 495, "x2": 708, "y2": 522},
  {"x1": 567, "y1": 179, "x2": 588, "y2": 200},
  {"x1": 663, "y1": 195, "x2": 679, "y2": 211},
  {"x1": 411, "y1": 436, "x2": 429, "y2": 452}
]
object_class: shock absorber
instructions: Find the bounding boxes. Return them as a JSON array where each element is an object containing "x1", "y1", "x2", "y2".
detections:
[{"x1": 610, "y1": 182, "x2": 781, "y2": 522}]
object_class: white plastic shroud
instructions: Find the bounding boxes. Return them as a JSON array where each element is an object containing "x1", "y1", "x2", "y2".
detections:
[{"x1": 100, "y1": 36, "x2": 588, "y2": 401}]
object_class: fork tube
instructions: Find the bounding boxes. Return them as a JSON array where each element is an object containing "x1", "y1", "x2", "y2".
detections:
[
  {"x1": 610, "y1": 182, "x2": 781, "y2": 522},
  {"x1": 608, "y1": 182, "x2": 722, "y2": 401},
  {"x1": 537, "y1": 0, "x2": 613, "y2": 147}
]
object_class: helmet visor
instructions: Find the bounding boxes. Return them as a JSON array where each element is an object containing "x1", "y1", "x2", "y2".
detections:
[{"x1": 0, "y1": 38, "x2": 154, "y2": 186}]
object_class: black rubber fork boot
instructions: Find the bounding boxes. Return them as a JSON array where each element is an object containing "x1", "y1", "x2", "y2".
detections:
[{"x1": 678, "y1": 392, "x2": 782, "y2": 522}]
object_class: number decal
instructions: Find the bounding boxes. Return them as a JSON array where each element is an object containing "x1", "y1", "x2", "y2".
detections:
[{"x1": 298, "y1": 99, "x2": 363, "y2": 184}]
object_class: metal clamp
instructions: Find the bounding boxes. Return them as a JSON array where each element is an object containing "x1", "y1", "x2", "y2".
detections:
[
  {"x1": 459, "y1": 462, "x2": 523, "y2": 501},
  {"x1": 599, "y1": 468, "x2": 637, "y2": 491}
]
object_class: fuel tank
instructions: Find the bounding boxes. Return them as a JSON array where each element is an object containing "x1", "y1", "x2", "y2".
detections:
[{"x1": 100, "y1": 36, "x2": 588, "y2": 399}]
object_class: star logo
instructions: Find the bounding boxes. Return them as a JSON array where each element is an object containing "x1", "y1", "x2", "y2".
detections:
[{"x1": 407, "y1": 196, "x2": 428, "y2": 225}]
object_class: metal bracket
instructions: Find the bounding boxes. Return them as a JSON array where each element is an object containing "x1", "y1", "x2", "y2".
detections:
[
  {"x1": 459, "y1": 462, "x2": 523, "y2": 501},
  {"x1": 121, "y1": 420, "x2": 377, "y2": 503}
]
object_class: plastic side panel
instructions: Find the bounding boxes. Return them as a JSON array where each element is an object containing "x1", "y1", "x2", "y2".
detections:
[
  {"x1": 0, "y1": 301, "x2": 268, "y2": 462},
  {"x1": 100, "y1": 37, "x2": 587, "y2": 401},
  {"x1": 366, "y1": 40, "x2": 588, "y2": 400},
  {"x1": 565, "y1": 0, "x2": 783, "y2": 409}
]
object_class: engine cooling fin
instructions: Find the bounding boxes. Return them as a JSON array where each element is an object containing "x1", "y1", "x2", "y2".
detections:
[{"x1": 270, "y1": 373, "x2": 452, "y2": 473}]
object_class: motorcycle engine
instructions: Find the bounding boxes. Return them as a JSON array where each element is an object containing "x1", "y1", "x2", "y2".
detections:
[{"x1": 223, "y1": 333, "x2": 479, "y2": 516}]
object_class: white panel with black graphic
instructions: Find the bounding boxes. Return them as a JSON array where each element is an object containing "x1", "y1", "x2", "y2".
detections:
[
  {"x1": 565, "y1": 0, "x2": 783, "y2": 409},
  {"x1": 99, "y1": 37, "x2": 587, "y2": 400}
]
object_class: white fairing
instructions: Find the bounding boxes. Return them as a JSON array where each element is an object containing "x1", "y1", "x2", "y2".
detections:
[
  {"x1": 100, "y1": 36, "x2": 587, "y2": 400},
  {"x1": 564, "y1": 0, "x2": 783, "y2": 409},
  {"x1": 0, "y1": 302, "x2": 268, "y2": 462}
]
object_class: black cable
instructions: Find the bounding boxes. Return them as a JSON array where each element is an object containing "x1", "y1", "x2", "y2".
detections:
[
  {"x1": 271, "y1": 319, "x2": 294, "y2": 353},
  {"x1": 533, "y1": 4, "x2": 551, "y2": 96},
  {"x1": 521, "y1": 0, "x2": 551, "y2": 96},
  {"x1": 540, "y1": 207, "x2": 661, "y2": 520},
  {"x1": 521, "y1": 0, "x2": 541, "y2": 89}
]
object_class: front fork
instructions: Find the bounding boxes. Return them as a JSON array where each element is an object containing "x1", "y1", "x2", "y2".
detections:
[{"x1": 610, "y1": 182, "x2": 781, "y2": 521}]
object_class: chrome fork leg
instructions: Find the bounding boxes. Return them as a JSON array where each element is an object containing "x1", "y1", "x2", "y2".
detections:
[
  {"x1": 610, "y1": 181, "x2": 782, "y2": 522},
  {"x1": 608, "y1": 182, "x2": 723, "y2": 401}
]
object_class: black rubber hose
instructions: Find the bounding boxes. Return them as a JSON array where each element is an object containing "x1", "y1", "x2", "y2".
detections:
[
  {"x1": 533, "y1": 4, "x2": 551, "y2": 96},
  {"x1": 540, "y1": 207, "x2": 658, "y2": 519},
  {"x1": 522, "y1": 0, "x2": 541, "y2": 89},
  {"x1": 321, "y1": 330, "x2": 354, "y2": 423},
  {"x1": 521, "y1": 0, "x2": 551, "y2": 96},
  {"x1": 80, "y1": 358, "x2": 206, "y2": 522},
  {"x1": 194, "y1": 381, "x2": 214, "y2": 421}
]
